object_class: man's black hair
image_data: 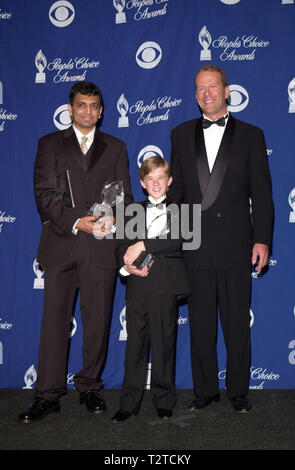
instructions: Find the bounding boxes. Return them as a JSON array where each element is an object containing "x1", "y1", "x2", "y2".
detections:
[{"x1": 69, "y1": 81, "x2": 103, "y2": 106}]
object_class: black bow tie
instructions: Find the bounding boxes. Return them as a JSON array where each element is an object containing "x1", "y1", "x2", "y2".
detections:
[
  {"x1": 202, "y1": 115, "x2": 227, "y2": 129},
  {"x1": 147, "y1": 199, "x2": 166, "y2": 209}
]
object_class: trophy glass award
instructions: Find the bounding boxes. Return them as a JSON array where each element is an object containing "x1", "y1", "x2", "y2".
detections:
[{"x1": 87, "y1": 181, "x2": 124, "y2": 239}]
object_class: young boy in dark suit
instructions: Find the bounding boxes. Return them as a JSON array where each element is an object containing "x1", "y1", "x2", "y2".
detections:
[{"x1": 112, "y1": 156, "x2": 190, "y2": 422}]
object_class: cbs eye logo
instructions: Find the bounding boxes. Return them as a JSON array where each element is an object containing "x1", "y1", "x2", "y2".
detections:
[
  {"x1": 136, "y1": 42, "x2": 162, "y2": 69},
  {"x1": 49, "y1": 1, "x2": 75, "y2": 27},
  {"x1": 220, "y1": 0, "x2": 240, "y2": 4},
  {"x1": 227, "y1": 84, "x2": 249, "y2": 112},
  {"x1": 53, "y1": 105, "x2": 71, "y2": 130},
  {"x1": 137, "y1": 145, "x2": 164, "y2": 167}
]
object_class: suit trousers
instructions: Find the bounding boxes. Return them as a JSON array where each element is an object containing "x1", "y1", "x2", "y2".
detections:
[
  {"x1": 35, "y1": 251, "x2": 116, "y2": 401},
  {"x1": 187, "y1": 268, "x2": 251, "y2": 399},
  {"x1": 120, "y1": 295, "x2": 178, "y2": 413}
]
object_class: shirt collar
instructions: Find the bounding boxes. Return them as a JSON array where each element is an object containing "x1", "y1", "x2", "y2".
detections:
[
  {"x1": 148, "y1": 194, "x2": 166, "y2": 205},
  {"x1": 202, "y1": 112, "x2": 229, "y2": 123},
  {"x1": 72, "y1": 124, "x2": 96, "y2": 143}
]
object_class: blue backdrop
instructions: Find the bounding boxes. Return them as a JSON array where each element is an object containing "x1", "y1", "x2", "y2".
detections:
[{"x1": 0, "y1": 0, "x2": 294, "y2": 392}]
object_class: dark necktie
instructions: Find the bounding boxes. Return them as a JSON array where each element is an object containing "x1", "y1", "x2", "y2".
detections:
[{"x1": 202, "y1": 115, "x2": 227, "y2": 129}]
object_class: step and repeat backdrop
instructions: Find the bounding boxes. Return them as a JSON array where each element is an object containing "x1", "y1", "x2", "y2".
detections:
[{"x1": 0, "y1": 0, "x2": 294, "y2": 391}]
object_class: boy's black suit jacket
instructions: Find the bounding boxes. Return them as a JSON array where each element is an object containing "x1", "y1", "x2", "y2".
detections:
[{"x1": 117, "y1": 199, "x2": 190, "y2": 299}]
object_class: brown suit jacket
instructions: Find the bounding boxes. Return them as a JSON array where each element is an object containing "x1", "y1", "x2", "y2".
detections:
[{"x1": 34, "y1": 126, "x2": 133, "y2": 270}]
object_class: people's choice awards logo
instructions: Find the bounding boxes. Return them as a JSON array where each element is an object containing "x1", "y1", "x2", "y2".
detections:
[
  {"x1": 34, "y1": 50, "x2": 100, "y2": 85},
  {"x1": 137, "y1": 145, "x2": 164, "y2": 167},
  {"x1": 117, "y1": 94, "x2": 129, "y2": 128},
  {"x1": 199, "y1": 26, "x2": 212, "y2": 61},
  {"x1": 118, "y1": 94, "x2": 182, "y2": 128},
  {"x1": 49, "y1": 1, "x2": 75, "y2": 27},
  {"x1": 198, "y1": 25, "x2": 270, "y2": 62},
  {"x1": 288, "y1": 78, "x2": 295, "y2": 113},
  {"x1": 288, "y1": 188, "x2": 295, "y2": 223},
  {"x1": 35, "y1": 50, "x2": 47, "y2": 84},
  {"x1": 114, "y1": 0, "x2": 168, "y2": 23},
  {"x1": 227, "y1": 84, "x2": 249, "y2": 112},
  {"x1": 136, "y1": 41, "x2": 162, "y2": 69},
  {"x1": 53, "y1": 104, "x2": 71, "y2": 130},
  {"x1": 219, "y1": 365, "x2": 280, "y2": 389},
  {"x1": 114, "y1": 0, "x2": 126, "y2": 23}
]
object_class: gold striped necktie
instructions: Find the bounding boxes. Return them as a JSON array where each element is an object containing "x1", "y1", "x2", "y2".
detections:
[{"x1": 80, "y1": 135, "x2": 88, "y2": 155}]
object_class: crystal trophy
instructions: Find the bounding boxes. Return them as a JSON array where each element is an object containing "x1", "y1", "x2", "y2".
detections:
[{"x1": 87, "y1": 181, "x2": 124, "y2": 238}]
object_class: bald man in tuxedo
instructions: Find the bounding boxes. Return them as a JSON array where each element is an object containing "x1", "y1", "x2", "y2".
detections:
[{"x1": 169, "y1": 65, "x2": 273, "y2": 413}]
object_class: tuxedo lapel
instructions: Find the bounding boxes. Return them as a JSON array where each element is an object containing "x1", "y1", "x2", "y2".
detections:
[{"x1": 201, "y1": 115, "x2": 235, "y2": 211}]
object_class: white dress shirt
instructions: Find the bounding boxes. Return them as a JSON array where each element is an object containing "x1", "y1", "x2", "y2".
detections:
[
  {"x1": 72, "y1": 125, "x2": 96, "y2": 234},
  {"x1": 72, "y1": 124, "x2": 95, "y2": 152},
  {"x1": 120, "y1": 194, "x2": 167, "y2": 277},
  {"x1": 203, "y1": 114, "x2": 228, "y2": 172}
]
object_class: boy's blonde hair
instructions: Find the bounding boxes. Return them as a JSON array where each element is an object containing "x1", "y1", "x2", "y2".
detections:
[{"x1": 140, "y1": 156, "x2": 170, "y2": 181}]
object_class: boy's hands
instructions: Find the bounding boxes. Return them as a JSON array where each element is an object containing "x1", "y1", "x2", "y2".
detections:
[
  {"x1": 124, "y1": 264, "x2": 149, "y2": 277},
  {"x1": 123, "y1": 241, "x2": 146, "y2": 266}
]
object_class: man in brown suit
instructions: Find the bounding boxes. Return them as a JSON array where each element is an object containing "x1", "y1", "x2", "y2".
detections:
[{"x1": 19, "y1": 81, "x2": 133, "y2": 423}]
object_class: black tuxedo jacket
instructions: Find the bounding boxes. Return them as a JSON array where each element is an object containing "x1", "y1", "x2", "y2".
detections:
[
  {"x1": 34, "y1": 126, "x2": 133, "y2": 270},
  {"x1": 117, "y1": 199, "x2": 190, "y2": 299},
  {"x1": 169, "y1": 115, "x2": 274, "y2": 270}
]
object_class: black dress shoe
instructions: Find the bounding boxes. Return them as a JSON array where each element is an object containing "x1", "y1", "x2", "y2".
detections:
[
  {"x1": 157, "y1": 408, "x2": 173, "y2": 419},
  {"x1": 79, "y1": 390, "x2": 106, "y2": 414},
  {"x1": 111, "y1": 409, "x2": 133, "y2": 422},
  {"x1": 230, "y1": 395, "x2": 252, "y2": 413},
  {"x1": 19, "y1": 398, "x2": 60, "y2": 423},
  {"x1": 188, "y1": 394, "x2": 220, "y2": 410}
]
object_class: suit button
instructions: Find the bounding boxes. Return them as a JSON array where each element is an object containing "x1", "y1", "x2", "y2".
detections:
[{"x1": 216, "y1": 213, "x2": 222, "y2": 218}]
